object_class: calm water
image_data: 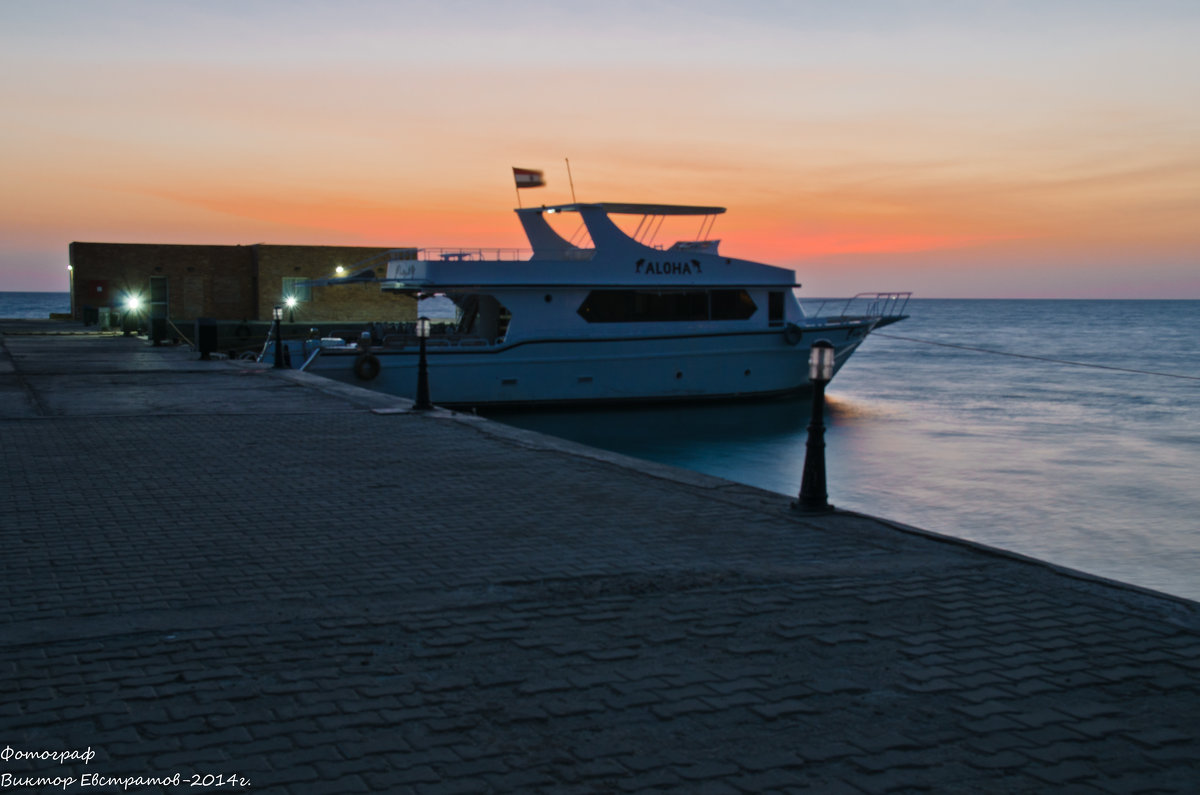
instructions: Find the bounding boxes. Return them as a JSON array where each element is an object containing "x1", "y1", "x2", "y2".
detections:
[
  {"x1": 489, "y1": 300, "x2": 1200, "y2": 602},
  {"x1": 0, "y1": 291, "x2": 69, "y2": 319}
]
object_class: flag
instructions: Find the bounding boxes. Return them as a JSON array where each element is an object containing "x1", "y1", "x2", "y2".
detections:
[{"x1": 513, "y1": 167, "x2": 545, "y2": 189}]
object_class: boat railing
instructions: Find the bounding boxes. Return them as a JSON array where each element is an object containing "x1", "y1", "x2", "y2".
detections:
[
  {"x1": 416, "y1": 248, "x2": 530, "y2": 262},
  {"x1": 380, "y1": 331, "x2": 500, "y2": 349},
  {"x1": 803, "y1": 292, "x2": 912, "y2": 321},
  {"x1": 401, "y1": 247, "x2": 594, "y2": 262}
]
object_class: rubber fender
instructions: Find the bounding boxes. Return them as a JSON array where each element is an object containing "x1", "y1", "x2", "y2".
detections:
[{"x1": 354, "y1": 353, "x2": 381, "y2": 381}]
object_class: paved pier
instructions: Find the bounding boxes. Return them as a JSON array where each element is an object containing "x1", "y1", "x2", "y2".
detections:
[{"x1": 2, "y1": 320, "x2": 1198, "y2": 794}]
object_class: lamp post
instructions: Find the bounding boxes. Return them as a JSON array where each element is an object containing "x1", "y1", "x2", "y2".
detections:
[
  {"x1": 793, "y1": 340, "x2": 836, "y2": 514},
  {"x1": 122, "y1": 294, "x2": 142, "y2": 336},
  {"x1": 272, "y1": 304, "x2": 285, "y2": 369},
  {"x1": 285, "y1": 295, "x2": 297, "y2": 323},
  {"x1": 413, "y1": 316, "x2": 432, "y2": 410}
]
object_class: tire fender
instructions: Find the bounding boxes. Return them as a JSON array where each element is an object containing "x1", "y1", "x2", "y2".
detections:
[{"x1": 354, "y1": 353, "x2": 381, "y2": 381}]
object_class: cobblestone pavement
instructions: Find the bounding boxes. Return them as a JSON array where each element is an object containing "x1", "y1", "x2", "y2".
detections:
[{"x1": 2, "y1": 325, "x2": 1198, "y2": 793}]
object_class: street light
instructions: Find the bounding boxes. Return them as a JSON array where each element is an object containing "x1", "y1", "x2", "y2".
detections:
[
  {"x1": 413, "y1": 316, "x2": 432, "y2": 410},
  {"x1": 793, "y1": 340, "x2": 836, "y2": 514},
  {"x1": 122, "y1": 294, "x2": 143, "y2": 336},
  {"x1": 272, "y1": 304, "x2": 285, "y2": 369},
  {"x1": 285, "y1": 295, "x2": 297, "y2": 323}
]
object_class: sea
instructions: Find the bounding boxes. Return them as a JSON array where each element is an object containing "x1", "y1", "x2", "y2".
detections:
[
  {"x1": 488, "y1": 300, "x2": 1200, "y2": 603},
  {"x1": 0, "y1": 291, "x2": 69, "y2": 319},
  {"x1": 5, "y1": 292, "x2": 1196, "y2": 602}
]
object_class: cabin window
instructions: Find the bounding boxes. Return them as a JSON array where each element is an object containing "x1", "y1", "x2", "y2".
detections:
[
  {"x1": 577, "y1": 289, "x2": 757, "y2": 323},
  {"x1": 710, "y1": 289, "x2": 757, "y2": 320},
  {"x1": 768, "y1": 291, "x2": 784, "y2": 326},
  {"x1": 454, "y1": 294, "x2": 511, "y2": 342}
]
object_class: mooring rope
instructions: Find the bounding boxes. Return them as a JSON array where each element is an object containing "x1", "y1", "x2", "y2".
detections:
[{"x1": 874, "y1": 332, "x2": 1200, "y2": 382}]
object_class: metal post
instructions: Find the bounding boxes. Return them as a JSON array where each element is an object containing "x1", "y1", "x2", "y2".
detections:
[
  {"x1": 414, "y1": 316, "x2": 432, "y2": 410},
  {"x1": 793, "y1": 341, "x2": 835, "y2": 514},
  {"x1": 272, "y1": 305, "x2": 285, "y2": 369}
]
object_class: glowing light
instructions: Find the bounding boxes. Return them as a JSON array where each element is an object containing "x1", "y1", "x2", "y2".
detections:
[
  {"x1": 124, "y1": 295, "x2": 142, "y2": 312},
  {"x1": 335, "y1": 265, "x2": 345, "y2": 275},
  {"x1": 285, "y1": 295, "x2": 298, "y2": 309}
]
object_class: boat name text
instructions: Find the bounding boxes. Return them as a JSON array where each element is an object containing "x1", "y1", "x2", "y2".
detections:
[{"x1": 635, "y1": 258, "x2": 702, "y2": 276}]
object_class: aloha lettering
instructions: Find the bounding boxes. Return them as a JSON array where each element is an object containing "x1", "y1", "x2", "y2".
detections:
[{"x1": 634, "y1": 258, "x2": 703, "y2": 276}]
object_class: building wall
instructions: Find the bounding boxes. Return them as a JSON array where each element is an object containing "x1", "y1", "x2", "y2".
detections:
[
  {"x1": 69, "y1": 242, "x2": 256, "y2": 321},
  {"x1": 68, "y1": 242, "x2": 416, "y2": 324},
  {"x1": 252, "y1": 245, "x2": 415, "y2": 324}
]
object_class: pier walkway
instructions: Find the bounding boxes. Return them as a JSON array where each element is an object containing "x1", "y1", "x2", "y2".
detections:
[{"x1": 2, "y1": 320, "x2": 1198, "y2": 793}]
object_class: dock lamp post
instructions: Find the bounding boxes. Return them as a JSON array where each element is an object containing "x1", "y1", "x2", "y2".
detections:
[
  {"x1": 413, "y1": 316, "x2": 433, "y2": 410},
  {"x1": 122, "y1": 294, "x2": 142, "y2": 336},
  {"x1": 272, "y1": 305, "x2": 285, "y2": 369},
  {"x1": 285, "y1": 295, "x2": 297, "y2": 323},
  {"x1": 793, "y1": 340, "x2": 836, "y2": 514}
]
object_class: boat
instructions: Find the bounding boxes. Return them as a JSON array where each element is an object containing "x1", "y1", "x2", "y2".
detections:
[{"x1": 265, "y1": 201, "x2": 909, "y2": 408}]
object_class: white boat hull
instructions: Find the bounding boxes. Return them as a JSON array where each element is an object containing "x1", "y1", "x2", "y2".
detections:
[{"x1": 296, "y1": 325, "x2": 872, "y2": 408}]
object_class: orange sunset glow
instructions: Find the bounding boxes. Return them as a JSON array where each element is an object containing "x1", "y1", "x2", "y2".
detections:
[{"x1": 2, "y1": 1, "x2": 1198, "y2": 297}]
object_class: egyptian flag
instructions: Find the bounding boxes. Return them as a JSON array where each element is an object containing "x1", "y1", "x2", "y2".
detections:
[{"x1": 513, "y1": 167, "x2": 545, "y2": 189}]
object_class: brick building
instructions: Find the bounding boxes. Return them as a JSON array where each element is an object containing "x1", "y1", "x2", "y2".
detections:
[{"x1": 67, "y1": 242, "x2": 417, "y2": 326}]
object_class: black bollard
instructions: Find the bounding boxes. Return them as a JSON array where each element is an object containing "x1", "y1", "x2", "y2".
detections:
[
  {"x1": 793, "y1": 340, "x2": 835, "y2": 514},
  {"x1": 414, "y1": 316, "x2": 432, "y2": 410},
  {"x1": 272, "y1": 305, "x2": 285, "y2": 369}
]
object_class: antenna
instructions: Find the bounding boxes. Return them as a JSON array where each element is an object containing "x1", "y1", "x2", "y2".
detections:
[{"x1": 565, "y1": 158, "x2": 577, "y2": 203}]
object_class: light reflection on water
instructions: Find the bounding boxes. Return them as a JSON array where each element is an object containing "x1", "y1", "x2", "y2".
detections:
[{"x1": 487, "y1": 300, "x2": 1200, "y2": 602}]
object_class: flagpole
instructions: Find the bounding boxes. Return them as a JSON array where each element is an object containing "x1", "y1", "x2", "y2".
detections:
[{"x1": 565, "y1": 158, "x2": 576, "y2": 203}]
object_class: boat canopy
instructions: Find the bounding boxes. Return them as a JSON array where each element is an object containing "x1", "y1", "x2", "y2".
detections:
[
  {"x1": 519, "y1": 202, "x2": 725, "y2": 217},
  {"x1": 515, "y1": 201, "x2": 727, "y2": 260}
]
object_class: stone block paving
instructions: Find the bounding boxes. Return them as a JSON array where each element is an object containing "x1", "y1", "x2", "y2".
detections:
[{"x1": 2, "y1": 327, "x2": 1199, "y2": 793}]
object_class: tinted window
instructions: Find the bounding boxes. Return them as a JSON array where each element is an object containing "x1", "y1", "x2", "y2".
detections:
[
  {"x1": 711, "y1": 289, "x2": 758, "y2": 320},
  {"x1": 768, "y1": 291, "x2": 784, "y2": 326},
  {"x1": 578, "y1": 290, "x2": 757, "y2": 323}
]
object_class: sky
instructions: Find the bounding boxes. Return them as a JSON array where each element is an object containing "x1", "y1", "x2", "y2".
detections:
[{"x1": 2, "y1": 0, "x2": 1198, "y2": 297}]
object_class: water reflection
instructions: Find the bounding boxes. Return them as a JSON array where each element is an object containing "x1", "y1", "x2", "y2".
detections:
[
  {"x1": 484, "y1": 395, "x2": 895, "y2": 500},
  {"x1": 486, "y1": 395, "x2": 896, "y2": 449},
  {"x1": 490, "y1": 397, "x2": 800, "y2": 451}
]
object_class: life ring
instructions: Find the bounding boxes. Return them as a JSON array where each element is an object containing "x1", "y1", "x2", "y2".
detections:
[
  {"x1": 783, "y1": 323, "x2": 803, "y2": 346},
  {"x1": 354, "y1": 353, "x2": 381, "y2": 381},
  {"x1": 234, "y1": 322, "x2": 250, "y2": 341}
]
